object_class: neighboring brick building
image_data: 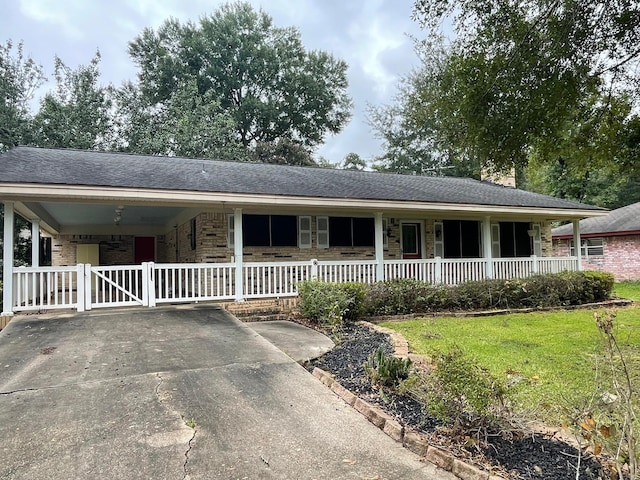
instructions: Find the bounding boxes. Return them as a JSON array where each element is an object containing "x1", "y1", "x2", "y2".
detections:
[{"x1": 552, "y1": 202, "x2": 640, "y2": 281}]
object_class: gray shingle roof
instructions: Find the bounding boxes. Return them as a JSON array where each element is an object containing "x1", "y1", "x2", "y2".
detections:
[
  {"x1": 0, "y1": 146, "x2": 604, "y2": 211},
  {"x1": 552, "y1": 201, "x2": 640, "y2": 237}
]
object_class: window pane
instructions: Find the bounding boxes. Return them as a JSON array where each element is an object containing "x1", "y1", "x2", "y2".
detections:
[
  {"x1": 243, "y1": 214, "x2": 270, "y2": 247},
  {"x1": 353, "y1": 217, "x2": 374, "y2": 247},
  {"x1": 514, "y1": 222, "x2": 532, "y2": 257},
  {"x1": 271, "y1": 215, "x2": 297, "y2": 246},
  {"x1": 460, "y1": 220, "x2": 480, "y2": 257},
  {"x1": 443, "y1": 220, "x2": 461, "y2": 258},
  {"x1": 329, "y1": 217, "x2": 352, "y2": 246},
  {"x1": 499, "y1": 222, "x2": 515, "y2": 257}
]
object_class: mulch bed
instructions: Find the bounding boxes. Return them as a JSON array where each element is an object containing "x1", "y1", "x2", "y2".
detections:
[{"x1": 307, "y1": 323, "x2": 607, "y2": 480}]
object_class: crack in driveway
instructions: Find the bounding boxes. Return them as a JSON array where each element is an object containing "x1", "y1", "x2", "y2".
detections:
[{"x1": 154, "y1": 372, "x2": 198, "y2": 479}]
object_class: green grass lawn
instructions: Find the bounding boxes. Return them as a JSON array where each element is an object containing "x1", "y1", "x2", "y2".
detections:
[
  {"x1": 382, "y1": 306, "x2": 640, "y2": 425},
  {"x1": 614, "y1": 281, "x2": 640, "y2": 302}
]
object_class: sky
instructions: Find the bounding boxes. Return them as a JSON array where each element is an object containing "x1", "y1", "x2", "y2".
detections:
[{"x1": 1, "y1": 0, "x2": 426, "y2": 164}]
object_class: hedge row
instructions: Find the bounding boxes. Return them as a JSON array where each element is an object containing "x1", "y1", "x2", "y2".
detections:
[{"x1": 298, "y1": 271, "x2": 614, "y2": 324}]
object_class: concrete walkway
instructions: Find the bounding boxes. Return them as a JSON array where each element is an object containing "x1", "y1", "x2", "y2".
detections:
[
  {"x1": 246, "y1": 320, "x2": 335, "y2": 362},
  {"x1": 0, "y1": 306, "x2": 455, "y2": 480}
]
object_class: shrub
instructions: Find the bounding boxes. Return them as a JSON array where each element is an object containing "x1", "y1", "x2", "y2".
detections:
[
  {"x1": 339, "y1": 282, "x2": 368, "y2": 322},
  {"x1": 297, "y1": 281, "x2": 351, "y2": 325},
  {"x1": 364, "y1": 346, "x2": 412, "y2": 388},
  {"x1": 364, "y1": 279, "x2": 445, "y2": 315},
  {"x1": 303, "y1": 271, "x2": 614, "y2": 320},
  {"x1": 425, "y1": 346, "x2": 509, "y2": 431}
]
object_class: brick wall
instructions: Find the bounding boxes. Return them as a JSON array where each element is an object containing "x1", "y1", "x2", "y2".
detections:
[
  {"x1": 53, "y1": 234, "x2": 135, "y2": 266},
  {"x1": 51, "y1": 215, "x2": 558, "y2": 267},
  {"x1": 553, "y1": 235, "x2": 640, "y2": 281}
]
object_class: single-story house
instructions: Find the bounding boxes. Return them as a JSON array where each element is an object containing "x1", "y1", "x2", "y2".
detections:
[
  {"x1": 552, "y1": 201, "x2": 640, "y2": 281},
  {"x1": 1, "y1": 146, "x2": 606, "y2": 318}
]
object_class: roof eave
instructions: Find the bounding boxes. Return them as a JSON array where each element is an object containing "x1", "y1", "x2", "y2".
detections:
[{"x1": 0, "y1": 183, "x2": 608, "y2": 218}]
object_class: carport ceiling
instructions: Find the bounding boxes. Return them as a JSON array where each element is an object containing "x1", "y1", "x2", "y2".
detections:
[{"x1": 20, "y1": 201, "x2": 196, "y2": 235}]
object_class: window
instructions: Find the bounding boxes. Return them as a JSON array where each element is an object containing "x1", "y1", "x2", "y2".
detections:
[
  {"x1": 499, "y1": 222, "x2": 532, "y2": 257},
  {"x1": 227, "y1": 214, "x2": 299, "y2": 248},
  {"x1": 328, "y1": 216, "x2": 375, "y2": 247},
  {"x1": 442, "y1": 220, "x2": 480, "y2": 258},
  {"x1": 570, "y1": 238, "x2": 604, "y2": 256},
  {"x1": 243, "y1": 214, "x2": 297, "y2": 247}
]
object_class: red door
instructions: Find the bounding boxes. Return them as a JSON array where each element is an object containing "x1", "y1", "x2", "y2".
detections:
[
  {"x1": 401, "y1": 223, "x2": 421, "y2": 259},
  {"x1": 134, "y1": 237, "x2": 155, "y2": 263}
]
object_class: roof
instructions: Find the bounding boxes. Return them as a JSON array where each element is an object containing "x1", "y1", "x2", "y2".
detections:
[
  {"x1": 552, "y1": 201, "x2": 640, "y2": 238},
  {"x1": 0, "y1": 146, "x2": 605, "y2": 213}
]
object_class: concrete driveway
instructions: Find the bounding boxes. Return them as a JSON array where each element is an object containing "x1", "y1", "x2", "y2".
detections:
[{"x1": 0, "y1": 306, "x2": 454, "y2": 480}]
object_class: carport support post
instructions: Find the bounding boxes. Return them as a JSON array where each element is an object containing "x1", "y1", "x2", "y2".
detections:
[
  {"x1": 573, "y1": 219, "x2": 582, "y2": 271},
  {"x1": 31, "y1": 218, "x2": 40, "y2": 267},
  {"x1": 374, "y1": 212, "x2": 384, "y2": 282},
  {"x1": 482, "y1": 216, "x2": 493, "y2": 279},
  {"x1": 2, "y1": 201, "x2": 15, "y2": 317},
  {"x1": 234, "y1": 208, "x2": 244, "y2": 301}
]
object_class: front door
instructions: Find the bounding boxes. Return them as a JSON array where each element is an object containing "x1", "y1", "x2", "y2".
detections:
[
  {"x1": 401, "y1": 223, "x2": 421, "y2": 259},
  {"x1": 134, "y1": 236, "x2": 155, "y2": 263}
]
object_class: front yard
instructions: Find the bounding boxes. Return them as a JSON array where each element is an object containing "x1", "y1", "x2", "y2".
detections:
[{"x1": 382, "y1": 307, "x2": 640, "y2": 425}]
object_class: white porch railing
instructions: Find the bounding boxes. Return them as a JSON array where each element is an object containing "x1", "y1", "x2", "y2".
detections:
[
  {"x1": 244, "y1": 261, "x2": 312, "y2": 298},
  {"x1": 154, "y1": 263, "x2": 236, "y2": 303},
  {"x1": 316, "y1": 260, "x2": 377, "y2": 284},
  {"x1": 10, "y1": 256, "x2": 579, "y2": 312}
]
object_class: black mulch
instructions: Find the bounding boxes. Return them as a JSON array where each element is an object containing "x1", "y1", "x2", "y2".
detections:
[{"x1": 307, "y1": 323, "x2": 607, "y2": 480}]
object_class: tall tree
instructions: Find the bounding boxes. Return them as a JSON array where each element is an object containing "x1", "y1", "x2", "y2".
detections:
[
  {"x1": 113, "y1": 80, "x2": 248, "y2": 161},
  {"x1": 368, "y1": 53, "x2": 479, "y2": 177},
  {"x1": 128, "y1": 2, "x2": 352, "y2": 154},
  {"x1": 0, "y1": 40, "x2": 45, "y2": 151},
  {"x1": 408, "y1": 0, "x2": 640, "y2": 176},
  {"x1": 31, "y1": 52, "x2": 112, "y2": 150}
]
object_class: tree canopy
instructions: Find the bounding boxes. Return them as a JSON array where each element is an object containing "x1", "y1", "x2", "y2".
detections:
[
  {"x1": 31, "y1": 52, "x2": 112, "y2": 150},
  {"x1": 128, "y1": 2, "x2": 352, "y2": 152},
  {"x1": 0, "y1": 40, "x2": 45, "y2": 151},
  {"x1": 373, "y1": 0, "x2": 640, "y2": 183}
]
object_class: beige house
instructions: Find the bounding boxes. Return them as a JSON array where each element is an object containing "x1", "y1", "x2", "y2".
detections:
[{"x1": 1, "y1": 146, "x2": 606, "y2": 317}]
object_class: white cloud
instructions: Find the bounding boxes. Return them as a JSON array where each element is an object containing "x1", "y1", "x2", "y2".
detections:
[{"x1": 17, "y1": 0, "x2": 86, "y2": 38}]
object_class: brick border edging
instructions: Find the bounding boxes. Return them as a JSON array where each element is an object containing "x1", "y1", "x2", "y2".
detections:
[
  {"x1": 312, "y1": 320, "x2": 506, "y2": 480},
  {"x1": 311, "y1": 367, "x2": 503, "y2": 480}
]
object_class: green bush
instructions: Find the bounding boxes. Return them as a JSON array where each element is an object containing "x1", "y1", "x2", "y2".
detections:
[
  {"x1": 297, "y1": 280, "x2": 368, "y2": 325},
  {"x1": 364, "y1": 346, "x2": 412, "y2": 388},
  {"x1": 425, "y1": 346, "x2": 508, "y2": 430},
  {"x1": 300, "y1": 272, "x2": 614, "y2": 320},
  {"x1": 339, "y1": 282, "x2": 368, "y2": 322}
]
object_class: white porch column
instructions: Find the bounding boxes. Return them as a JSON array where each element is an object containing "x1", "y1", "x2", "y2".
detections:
[
  {"x1": 573, "y1": 219, "x2": 582, "y2": 271},
  {"x1": 482, "y1": 216, "x2": 493, "y2": 279},
  {"x1": 2, "y1": 201, "x2": 15, "y2": 317},
  {"x1": 374, "y1": 212, "x2": 384, "y2": 282},
  {"x1": 31, "y1": 218, "x2": 40, "y2": 267},
  {"x1": 234, "y1": 208, "x2": 244, "y2": 301}
]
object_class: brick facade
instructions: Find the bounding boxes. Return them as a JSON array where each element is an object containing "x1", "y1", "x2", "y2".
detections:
[
  {"x1": 51, "y1": 212, "x2": 554, "y2": 266},
  {"x1": 553, "y1": 234, "x2": 640, "y2": 281}
]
